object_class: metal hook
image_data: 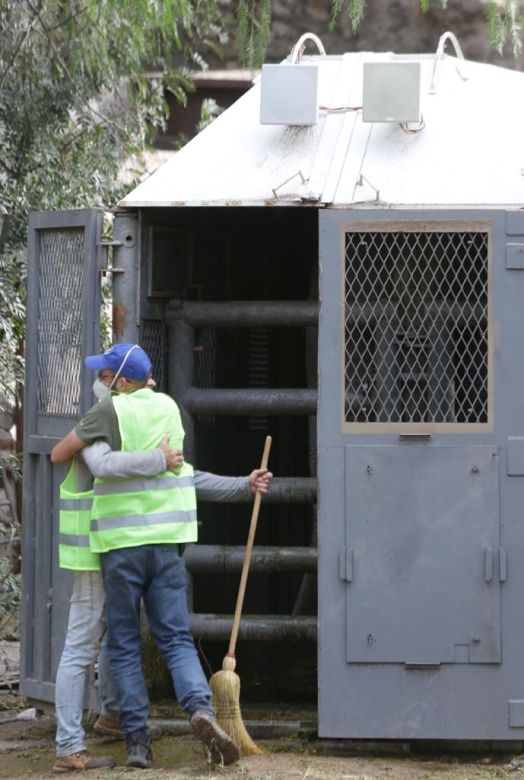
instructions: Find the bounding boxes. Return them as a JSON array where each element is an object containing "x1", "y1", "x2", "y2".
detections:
[
  {"x1": 429, "y1": 31, "x2": 468, "y2": 94},
  {"x1": 289, "y1": 32, "x2": 326, "y2": 65}
]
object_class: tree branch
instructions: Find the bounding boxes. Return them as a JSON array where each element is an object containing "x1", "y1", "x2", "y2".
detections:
[
  {"x1": 24, "y1": 0, "x2": 128, "y2": 134},
  {"x1": 0, "y1": 0, "x2": 43, "y2": 89}
]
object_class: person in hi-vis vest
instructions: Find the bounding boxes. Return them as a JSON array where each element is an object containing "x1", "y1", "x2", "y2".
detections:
[
  {"x1": 53, "y1": 434, "x2": 182, "y2": 773},
  {"x1": 51, "y1": 343, "x2": 272, "y2": 771}
]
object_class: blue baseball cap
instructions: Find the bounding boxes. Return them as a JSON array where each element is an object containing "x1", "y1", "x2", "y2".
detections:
[{"x1": 85, "y1": 343, "x2": 152, "y2": 381}]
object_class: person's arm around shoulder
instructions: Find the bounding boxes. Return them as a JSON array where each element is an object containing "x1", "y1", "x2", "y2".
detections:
[
  {"x1": 81, "y1": 437, "x2": 183, "y2": 478},
  {"x1": 51, "y1": 429, "x2": 85, "y2": 464},
  {"x1": 51, "y1": 396, "x2": 114, "y2": 464}
]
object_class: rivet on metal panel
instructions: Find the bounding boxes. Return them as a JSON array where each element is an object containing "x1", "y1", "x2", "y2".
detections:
[
  {"x1": 366, "y1": 464, "x2": 372, "y2": 475},
  {"x1": 367, "y1": 634, "x2": 375, "y2": 645},
  {"x1": 471, "y1": 465, "x2": 479, "y2": 474}
]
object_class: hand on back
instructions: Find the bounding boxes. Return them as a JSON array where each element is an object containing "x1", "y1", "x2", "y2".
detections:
[{"x1": 158, "y1": 435, "x2": 184, "y2": 473}]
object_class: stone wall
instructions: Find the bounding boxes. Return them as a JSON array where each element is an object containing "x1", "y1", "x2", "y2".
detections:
[{"x1": 220, "y1": 0, "x2": 524, "y2": 70}]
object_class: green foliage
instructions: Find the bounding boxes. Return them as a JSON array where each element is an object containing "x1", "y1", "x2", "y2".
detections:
[
  {"x1": 0, "y1": 453, "x2": 22, "y2": 642},
  {"x1": 0, "y1": 252, "x2": 25, "y2": 410},
  {"x1": 0, "y1": 0, "x2": 228, "y2": 410},
  {"x1": 419, "y1": 0, "x2": 448, "y2": 9},
  {"x1": 487, "y1": 1, "x2": 523, "y2": 57},
  {"x1": 328, "y1": 1, "x2": 524, "y2": 59},
  {"x1": 196, "y1": 97, "x2": 225, "y2": 133},
  {"x1": 330, "y1": 0, "x2": 365, "y2": 32},
  {"x1": 236, "y1": 0, "x2": 272, "y2": 67}
]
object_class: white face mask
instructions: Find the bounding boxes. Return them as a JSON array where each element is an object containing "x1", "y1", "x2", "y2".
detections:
[
  {"x1": 92, "y1": 378, "x2": 112, "y2": 401},
  {"x1": 92, "y1": 344, "x2": 142, "y2": 401}
]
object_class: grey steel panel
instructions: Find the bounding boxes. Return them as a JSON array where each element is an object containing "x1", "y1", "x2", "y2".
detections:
[
  {"x1": 506, "y1": 211, "x2": 524, "y2": 236},
  {"x1": 317, "y1": 208, "x2": 524, "y2": 740},
  {"x1": 510, "y1": 701, "x2": 524, "y2": 727},
  {"x1": 345, "y1": 444, "x2": 500, "y2": 664},
  {"x1": 506, "y1": 244, "x2": 524, "y2": 269},
  {"x1": 507, "y1": 437, "x2": 524, "y2": 476}
]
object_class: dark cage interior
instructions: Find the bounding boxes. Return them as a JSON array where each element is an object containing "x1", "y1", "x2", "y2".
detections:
[{"x1": 139, "y1": 207, "x2": 319, "y2": 703}]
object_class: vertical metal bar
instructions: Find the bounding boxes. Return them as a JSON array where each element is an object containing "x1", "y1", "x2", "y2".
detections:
[
  {"x1": 168, "y1": 320, "x2": 195, "y2": 464},
  {"x1": 20, "y1": 455, "x2": 36, "y2": 688},
  {"x1": 112, "y1": 211, "x2": 139, "y2": 344},
  {"x1": 168, "y1": 319, "x2": 196, "y2": 612}
]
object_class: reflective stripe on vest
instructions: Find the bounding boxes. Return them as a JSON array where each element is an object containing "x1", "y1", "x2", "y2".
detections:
[
  {"x1": 93, "y1": 474, "x2": 194, "y2": 495},
  {"x1": 59, "y1": 460, "x2": 101, "y2": 571},
  {"x1": 89, "y1": 389, "x2": 198, "y2": 553}
]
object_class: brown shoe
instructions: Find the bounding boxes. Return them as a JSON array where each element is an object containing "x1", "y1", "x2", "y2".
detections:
[
  {"x1": 53, "y1": 749, "x2": 116, "y2": 773},
  {"x1": 190, "y1": 710, "x2": 240, "y2": 766},
  {"x1": 93, "y1": 715, "x2": 162, "y2": 741}
]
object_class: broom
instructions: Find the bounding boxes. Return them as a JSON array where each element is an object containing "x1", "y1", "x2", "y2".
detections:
[{"x1": 210, "y1": 434, "x2": 272, "y2": 756}]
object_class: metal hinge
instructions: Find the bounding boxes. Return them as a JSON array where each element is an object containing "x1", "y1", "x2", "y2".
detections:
[
  {"x1": 97, "y1": 240, "x2": 124, "y2": 273},
  {"x1": 339, "y1": 547, "x2": 353, "y2": 582}
]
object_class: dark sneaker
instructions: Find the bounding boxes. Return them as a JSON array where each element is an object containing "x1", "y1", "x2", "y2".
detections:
[
  {"x1": 94, "y1": 715, "x2": 162, "y2": 740},
  {"x1": 53, "y1": 749, "x2": 116, "y2": 773},
  {"x1": 190, "y1": 710, "x2": 240, "y2": 766},
  {"x1": 125, "y1": 729, "x2": 153, "y2": 769}
]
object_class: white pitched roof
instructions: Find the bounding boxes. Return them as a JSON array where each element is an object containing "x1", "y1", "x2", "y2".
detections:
[{"x1": 120, "y1": 52, "x2": 524, "y2": 208}]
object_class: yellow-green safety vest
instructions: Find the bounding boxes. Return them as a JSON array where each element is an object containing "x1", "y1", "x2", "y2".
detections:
[
  {"x1": 89, "y1": 388, "x2": 198, "y2": 553},
  {"x1": 59, "y1": 458, "x2": 101, "y2": 571}
]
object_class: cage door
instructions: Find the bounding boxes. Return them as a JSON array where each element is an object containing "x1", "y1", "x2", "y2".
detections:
[
  {"x1": 22, "y1": 209, "x2": 103, "y2": 704},
  {"x1": 344, "y1": 444, "x2": 501, "y2": 665}
]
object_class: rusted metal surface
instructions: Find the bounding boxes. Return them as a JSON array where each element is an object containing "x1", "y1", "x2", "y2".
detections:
[
  {"x1": 185, "y1": 544, "x2": 317, "y2": 573},
  {"x1": 112, "y1": 302, "x2": 129, "y2": 341},
  {"x1": 111, "y1": 212, "x2": 139, "y2": 343}
]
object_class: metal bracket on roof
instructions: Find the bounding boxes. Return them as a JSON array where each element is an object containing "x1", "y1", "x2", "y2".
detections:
[
  {"x1": 356, "y1": 173, "x2": 380, "y2": 203},
  {"x1": 429, "y1": 31, "x2": 468, "y2": 94},
  {"x1": 272, "y1": 170, "x2": 308, "y2": 199}
]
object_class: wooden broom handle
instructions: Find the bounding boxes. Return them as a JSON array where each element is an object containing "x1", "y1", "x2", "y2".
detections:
[{"x1": 226, "y1": 435, "x2": 272, "y2": 659}]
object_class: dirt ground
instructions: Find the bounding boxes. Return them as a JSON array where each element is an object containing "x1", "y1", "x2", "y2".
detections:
[{"x1": 1, "y1": 693, "x2": 523, "y2": 780}]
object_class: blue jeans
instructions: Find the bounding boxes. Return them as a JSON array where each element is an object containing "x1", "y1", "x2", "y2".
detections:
[
  {"x1": 100, "y1": 544, "x2": 213, "y2": 735},
  {"x1": 55, "y1": 571, "x2": 119, "y2": 756}
]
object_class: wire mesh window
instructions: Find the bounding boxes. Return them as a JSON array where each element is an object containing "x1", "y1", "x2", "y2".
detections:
[
  {"x1": 141, "y1": 320, "x2": 165, "y2": 391},
  {"x1": 344, "y1": 229, "x2": 489, "y2": 425},
  {"x1": 37, "y1": 229, "x2": 85, "y2": 416}
]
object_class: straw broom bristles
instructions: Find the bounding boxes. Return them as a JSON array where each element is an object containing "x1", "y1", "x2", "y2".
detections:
[
  {"x1": 210, "y1": 654, "x2": 263, "y2": 755},
  {"x1": 210, "y1": 436, "x2": 272, "y2": 756}
]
